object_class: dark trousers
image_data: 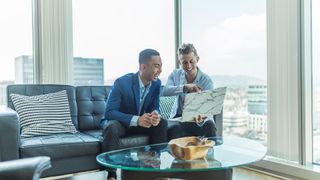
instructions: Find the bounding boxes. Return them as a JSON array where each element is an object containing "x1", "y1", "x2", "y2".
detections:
[
  {"x1": 101, "y1": 119, "x2": 168, "y2": 177},
  {"x1": 101, "y1": 118, "x2": 168, "y2": 151},
  {"x1": 167, "y1": 120, "x2": 216, "y2": 140}
]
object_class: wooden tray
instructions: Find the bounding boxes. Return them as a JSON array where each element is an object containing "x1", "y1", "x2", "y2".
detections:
[{"x1": 168, "y1": 136, "x2": 215, "y2": 160}]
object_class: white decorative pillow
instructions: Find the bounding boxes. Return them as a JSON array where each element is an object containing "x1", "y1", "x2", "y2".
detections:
[
  {"x1": 10, "y1": 90, "x2": 78, "y2": 138},
  {"x1": 159, "y1": 96, "x2": 177, "y2": 120}
]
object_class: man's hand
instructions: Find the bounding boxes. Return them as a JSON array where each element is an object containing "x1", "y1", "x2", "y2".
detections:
[
  {"x1": 193, "y1": 115, "x2": 207, "y2": 123},
  {"x1": 138, "y1": 113, "x2": 152, "y2": 128},
  {"x1": 149, "y1": 111, "x2": 161, "y2": 126},
  {"x1": 184, "y1": 84, "x2": 202, "y2": 93}
]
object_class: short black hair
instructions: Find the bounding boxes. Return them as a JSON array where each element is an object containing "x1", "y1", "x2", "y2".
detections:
[
  {"x1": 178, "y1": 43, "x2": 198, "y2": 57},
  {"x1": 139, "y1": 49, "x2": 160, "y2": 65}
]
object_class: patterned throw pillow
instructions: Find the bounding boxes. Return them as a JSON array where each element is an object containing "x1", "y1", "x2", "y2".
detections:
[
  {"x1": 159, "y1": 96, "x2": 177, "y2": 120},
  {"x1": 10, "y1": 90, "x2": 78, "y2": 138}
]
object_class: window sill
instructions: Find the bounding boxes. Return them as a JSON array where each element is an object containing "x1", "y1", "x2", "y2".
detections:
[{"x1": 248, "y1": 156, "x2": 320, "y2": 179}]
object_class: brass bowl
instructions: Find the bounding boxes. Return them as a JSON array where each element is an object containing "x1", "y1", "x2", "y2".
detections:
[{"x1": 168, "y1": 136, "x2": 215, "y2": 160}]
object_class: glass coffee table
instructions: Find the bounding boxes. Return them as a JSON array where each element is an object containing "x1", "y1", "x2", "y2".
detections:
[{"x1": 96, "y1": 137, "x2": 266, "y2": 180}]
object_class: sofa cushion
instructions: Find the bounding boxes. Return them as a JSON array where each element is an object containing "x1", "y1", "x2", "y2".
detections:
[
  {"x1": 84, "y1": 130, "x2": 150, "y2": 149},
  {"x1": 20, "y1": 133, "x2": 100, "y2": 160},
  {"x1": 7, "y1": 84, "x2": 78, "y2": 129},
  {"x1": 76, "y1": 86, "x2": 111, "y2": 131},
  {"x1": 10, "y1": 90, "x2": 78, "y2": 138},
  {"x1": 159, "y1": 96, "x2": 177, "y2": 120}
]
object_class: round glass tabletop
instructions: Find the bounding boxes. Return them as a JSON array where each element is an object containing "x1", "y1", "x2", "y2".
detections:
[{"x1": 96, "y1": 136, "x2": 266, "y2": 172}]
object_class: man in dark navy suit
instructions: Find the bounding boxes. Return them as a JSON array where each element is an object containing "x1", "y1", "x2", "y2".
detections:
[{"x1": 100, "y1": 49, "x2": 168, "y2": 180}]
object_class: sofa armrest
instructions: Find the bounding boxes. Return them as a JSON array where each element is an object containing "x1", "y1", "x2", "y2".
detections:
[
  {"x1": 0, "y1": 156, "x2": 51, "y2": 180},
  {"x1": 0, "y1": 107, "x2": 20, "y2": 161},
  {"x1": 214, "y1": 109, "x2": 223, "y2": 137}
]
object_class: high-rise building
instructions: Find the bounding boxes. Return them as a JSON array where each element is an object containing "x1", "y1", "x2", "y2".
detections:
[
  {"x1": 15, "y1": 55, "x2": 33, "y2": 84},
  {"x1": 223, "y1": 88, "x2": 248, "y2": 135},
  {"x1": 248, "y1": 85, "x2": 267, "y2": 115},
  {"x1": 73, "y1": 57, "x2": 104, "y2": 85},
  {"x1": 14, "y1": 56, "x2": 104, "y2": 85},
  {"x1": 247, "y1": 85, "x2": 267, "y2": 143}
]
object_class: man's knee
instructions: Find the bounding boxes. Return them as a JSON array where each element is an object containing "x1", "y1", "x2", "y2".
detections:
[
  {"x1": 103, "y1": 120, "x2": 125, "y2": 135},
  {"x1": 101, "y1": 120, "x2": 125, "y2": 151},
  {"x1": 205, "y1": 120, "x2": 216, "y2": 129},
  {"x1": 157, "y1": 118, "x2": 168, "y2": 129},
  {"x1": 167, "y1": 122, "x2": 184, "y2": 140},
  {"x1": 168, "y1": 122, "x2": 180, "y2": 131},
  {"x1": 204, "y1": 120, "x2": 217, "y2": 137}
]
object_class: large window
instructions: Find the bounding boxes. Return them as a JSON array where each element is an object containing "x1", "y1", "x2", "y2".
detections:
[
  {"x1": 181, "y1": 0, "x2": 267, "y2": 144},
  {"x1": 312, "y1": 0, "x2": 320, "y2": 164},
  {"x1": 72, "y1": 0, "x2": 175, "y2": 85},
  {"x1": 0, "y1": 0, "x2": 33, "y2": 107}
]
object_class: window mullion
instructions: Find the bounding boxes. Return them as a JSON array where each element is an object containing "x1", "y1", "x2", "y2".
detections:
[{"x1": 299, "y1": 0, "x2": 313, "y2": 165}]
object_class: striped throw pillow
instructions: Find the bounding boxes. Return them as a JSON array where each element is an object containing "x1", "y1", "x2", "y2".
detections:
[
  {"x1": 159, "y1": 96, "x2": 177, "y2": 120},
  {"x1": 10, "y1": 90, "x2": 78, "y2": 138}
]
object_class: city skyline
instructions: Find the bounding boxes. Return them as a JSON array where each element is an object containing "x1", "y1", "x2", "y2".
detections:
[{"x1": 14, "y1": 55, "x2": 104, "y2": 86}]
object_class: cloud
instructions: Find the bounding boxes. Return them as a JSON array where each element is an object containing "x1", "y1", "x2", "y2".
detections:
[
  {"x1": 201, "y1": 13, "x2": 266, "y2": 60},
  {"x1": 197, "y1": 14, "x2": 267, "y2": 79}
]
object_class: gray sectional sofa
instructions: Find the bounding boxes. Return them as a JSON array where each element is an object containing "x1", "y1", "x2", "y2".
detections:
[{"x1": 0, "y1": 84, "x2": 223, "y2": 177}]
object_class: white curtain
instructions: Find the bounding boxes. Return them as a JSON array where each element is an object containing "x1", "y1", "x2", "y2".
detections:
[
  {"x1": 33, "y1": 0, "x2": 73, "y2": 84},
  {"x1": 267, "y1": 0, "x2": 300, "y2": 162}
]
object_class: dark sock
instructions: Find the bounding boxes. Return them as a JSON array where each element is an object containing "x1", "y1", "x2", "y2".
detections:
[{"x1": 107, "y1": 171, "x2": 117, "y2": 179}]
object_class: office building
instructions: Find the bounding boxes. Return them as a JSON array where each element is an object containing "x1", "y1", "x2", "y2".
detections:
[
  {"x1": 15, "y1": 55, "x2": 33, "y2": 84},
  {"x1": 14, "y1": 56, "x2": 104, "y2": 85},
  {"x1": 247, "y1": 85, "x2": 267, "y2": 143},
  {"x1": 223, "y1": 88, "x2": 248, "y2": 135},
  {"x1": 73, "y1": 57, "x2": 104, "y2": 85}
]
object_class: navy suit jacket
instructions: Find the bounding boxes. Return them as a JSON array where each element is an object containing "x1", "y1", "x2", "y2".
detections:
[{"x1": 103, "y1": 72, "x2": 161, "y2": 127}]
